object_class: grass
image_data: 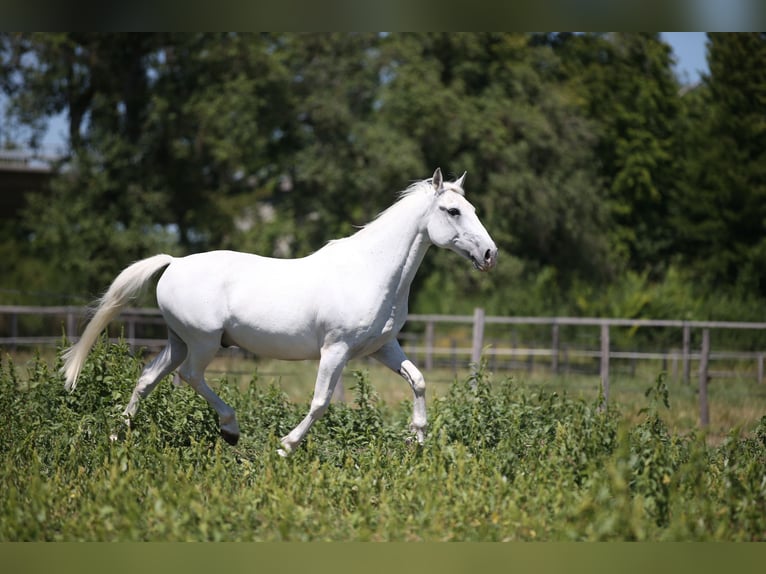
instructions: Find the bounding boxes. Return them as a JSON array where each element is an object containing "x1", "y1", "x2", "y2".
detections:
[{"x1": 1, "y1": 338, "x2": 765, "y2": 541}]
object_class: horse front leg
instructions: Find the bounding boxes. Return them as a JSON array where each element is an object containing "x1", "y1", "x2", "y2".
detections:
[
  {"x1": 371, "y1": 340, "x2": 427, "y2": 445},
  {"x1": 278, "y1": 343, "x2": 349, "y2": 457}
]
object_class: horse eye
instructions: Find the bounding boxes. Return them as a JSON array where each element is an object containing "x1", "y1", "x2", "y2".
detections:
[{"x1": 446, "y1": 208, "x2": 461, "y2": 217}]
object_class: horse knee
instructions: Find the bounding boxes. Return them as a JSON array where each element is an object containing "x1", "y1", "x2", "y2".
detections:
[{"x1": 309, "y1": 397, "x2": 330, "y2": 419}]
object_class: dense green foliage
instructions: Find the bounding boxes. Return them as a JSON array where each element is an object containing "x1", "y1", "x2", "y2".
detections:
[
  {"x1": 2, "y1": 33, "x2": 765, "y2": 319},
  {"x1": 2, "y1": 340, "x2": 764, "y2": 541},
  {"x1": 671, "y1": 34, "x2": 766, "y2": 293}
]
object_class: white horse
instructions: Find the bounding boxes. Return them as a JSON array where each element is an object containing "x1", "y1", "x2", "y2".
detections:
[{"x1": 62, "y1": 168, "x2": 497, "y2": 456}]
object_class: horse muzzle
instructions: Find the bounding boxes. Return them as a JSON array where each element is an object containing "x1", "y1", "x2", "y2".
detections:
[{"x1": 470, "y1": 246, "x2": 498, "y2": 272}]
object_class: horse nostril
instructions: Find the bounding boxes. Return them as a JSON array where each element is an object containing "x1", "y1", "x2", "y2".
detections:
[{"x1": 484, "y1": 249, "x2": 492, "y2": 261}]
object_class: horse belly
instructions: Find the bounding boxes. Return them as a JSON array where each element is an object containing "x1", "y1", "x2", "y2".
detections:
[
  {"x1": 224, "y1": 322, "x2": 321, "y2": 360},
  {"x1": 224, "y1": 281, "x2": 323, "y2": 359}
]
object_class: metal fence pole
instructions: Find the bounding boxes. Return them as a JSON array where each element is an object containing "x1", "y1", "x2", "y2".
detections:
[
  {"x1": 10, "y1": 311, "x2": 18, "y2": 352},
  {"x1": 66, "y1": 309, "x2": 76, "y2": 342},
  {"x1": 551, "y1": 322, "x2": 560, "y2": 375},
  {"x1": 424, "y1": 320, "x2": 434, "y2": 371},
  {"x1": 332, "y1": 379, "x2": 345, "y2": 403},
  {"x1": 599, "y1": 323, "x2": 610, "y2": 411},
  {"x1": 471, "y1": 307, "x2": 485, "y2": 369},
  {"x1": 699, "y1": 329, "x2": 710, "y2": 427},
  {"x1": 682, "y1": 323, "x2": 691, "y2": 385},
  {"x1": 127, "y1": 316, "x2": 136, "y2": 351}
]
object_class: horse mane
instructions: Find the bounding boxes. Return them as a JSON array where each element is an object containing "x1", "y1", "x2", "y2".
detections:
[
  {"x1": 372, "y1": 174, "x2": 466, "y2": 224},
  {"x1": 323, "y1": 175, "x2": 465, "y2": 248},
  {"x1": 397, "y1": 174, "x2": 465, "y2": 199}
]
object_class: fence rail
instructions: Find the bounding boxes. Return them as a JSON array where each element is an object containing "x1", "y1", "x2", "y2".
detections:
[{"x1": 2, "y1": 305, "x2": 765, "y2": 427}]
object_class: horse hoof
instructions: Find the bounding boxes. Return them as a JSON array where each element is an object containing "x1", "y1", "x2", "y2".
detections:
[
  {"x1": 221, "y1": 429, "x2": 239, "y2": 446},
  {"x1": 404, "y1": 434, "x2": 425, "y2": 447},
  {"x1": 277, "y1": 441, "x2": 293, "y2": 457}
]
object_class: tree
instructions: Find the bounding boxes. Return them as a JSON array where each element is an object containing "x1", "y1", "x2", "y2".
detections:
[
  {"x1": 1, "y1": 32, "x2": 614, "y2": 312},
  {"x1": 262, "y1": 33, "x2": 425, "y2": 255},
  {"x1": 12, "y1": 33, "x2": 755, "y2": 319},
  {"x1": 550, "y1": 33, "x2": 681, "y2": 275},
  {"x1": 2, "y1": 33, "x2": 175, "y2": 298},
  {"x1": 672, "y1": 33, "x2": 766, "y2": 295},
  {"x1": 1, "y1": 33, "x2": 296, "y2": 296},
  {"x1": 379, "y1": 33, "x2": 611, "y2": 314}
]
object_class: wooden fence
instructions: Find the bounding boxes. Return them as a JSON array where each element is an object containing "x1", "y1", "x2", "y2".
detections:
[
  {"x1": 403, "y1": 311, "x2": 766, "y2": 425},
  {"x1": 2, "y1": 305, "x2": 766, "y2": 427}
]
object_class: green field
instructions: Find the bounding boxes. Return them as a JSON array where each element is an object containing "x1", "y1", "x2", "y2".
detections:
[{"x1": 1, "y1": 339, "x2": 765, "y2": 541}]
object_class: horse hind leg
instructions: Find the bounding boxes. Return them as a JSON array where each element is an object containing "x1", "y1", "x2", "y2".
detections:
[
  {"x1": 123, "y1": 330, "x2": 188, "y2": 422},
  {"x1": 178, "y1": 337, "x2": 240, "y2": 446}
]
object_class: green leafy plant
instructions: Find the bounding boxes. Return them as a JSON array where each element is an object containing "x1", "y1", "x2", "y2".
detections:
[{"x1": 2, "y1": 343, "x2": 765, "y2": 541}]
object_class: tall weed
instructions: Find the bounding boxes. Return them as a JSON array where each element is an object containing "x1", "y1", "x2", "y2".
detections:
[{"x1": 1, "y1": 341, "x2": 764, "y2": 540}]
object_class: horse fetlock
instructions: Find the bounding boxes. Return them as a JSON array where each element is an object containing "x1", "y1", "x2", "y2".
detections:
[
  {"x1": 277, "y1": 437, "x2": 295, "y2": 458},
  {"x1": 119, "y1": 408, "x2": 134, "y2": 430},
  {"x1": 409, "y1": 422, "x2": 427, "y2": 445},
  {"x1": 123, "y1": 395, "x2": 140, "y2": 419},
  {"x1": 400, "y1": 362, "x2": 425, "y2": 394}
]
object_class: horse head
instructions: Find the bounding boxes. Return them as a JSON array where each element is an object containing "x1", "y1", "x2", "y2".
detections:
[{"x1": 426, "y1": 168, "x2": 498, "y2": 272}]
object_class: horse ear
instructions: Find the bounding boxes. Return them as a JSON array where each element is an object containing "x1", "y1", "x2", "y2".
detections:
[
  {"x1": 432, "y1": 168, "x2": 443, "y2": 192},
  {"x1": 455, "y1": 171, "x2": 467, "y2": 189}
]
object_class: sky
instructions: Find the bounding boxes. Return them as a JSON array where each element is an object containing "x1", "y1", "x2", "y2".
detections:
[
  {"x1": 660, "y1": 32, "x2": 709, "y2": 85},
  {"x1": 32, "y1": 33, "x2": 710, "y2": 152}
]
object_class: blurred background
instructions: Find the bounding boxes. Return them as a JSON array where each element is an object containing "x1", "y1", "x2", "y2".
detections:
[{"x1": 1, "y1": 32, "x2": 765, "y2": 324}]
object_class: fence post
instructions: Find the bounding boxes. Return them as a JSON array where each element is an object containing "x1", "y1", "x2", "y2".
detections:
[
  {"x1": 699, "y1": 329, "x2": 710, "y2": 428},
  {"x1": 671, "y1": 351, "x2": 678, "y2": 382},
  {"x1": 66, "y1": 309, "x2": 77, "y2": 342},
  {"x1": 599, "y1": 322, "x2": 610, "y2": 411},
  {"x1": 682, "y1": 323, "x2": 691, "y2": 385},
  {"x1": 127, "y1": 316, "x2": 136, "y2": 351},
  {"x1": 551, "y1": 322, "x2": 560, "y2": 375},
  {"x1": 10, "y1": 312, "x2": 18, "y2": 352},
  {"x1": 511, "y1": 330, "x2": 518, "y2": 370},
  {"x1": 424, "y1": 320, "x2": 434, "y2": 371},
  {"x1": 471, "y1": 307, "x2": 485, "y2": 369},
  {"x1": 333, "y1": 379, "x2": 345, "y2": 403}
]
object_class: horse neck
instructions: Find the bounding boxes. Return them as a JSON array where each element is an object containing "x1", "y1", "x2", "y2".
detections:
[{"x1": 351, "y1": 192, "x2": 432, "y2": 298}]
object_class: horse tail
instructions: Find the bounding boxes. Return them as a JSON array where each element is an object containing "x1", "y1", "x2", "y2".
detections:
[{"x1": 61, "y1": 254, "x2": 175, "y2": 391}]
